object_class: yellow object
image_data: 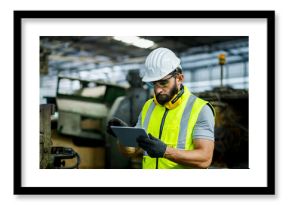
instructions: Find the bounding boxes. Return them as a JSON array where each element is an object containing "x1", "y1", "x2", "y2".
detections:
[
  {"x1": 141, "y1": 86, "x2": 214, "y2": 169},
  {"x1": 153, "y1": 87, "x2": 184, "y2": 110},
  {"x1": 218, "y1": 53, "x2": 226, "y2": 65}
]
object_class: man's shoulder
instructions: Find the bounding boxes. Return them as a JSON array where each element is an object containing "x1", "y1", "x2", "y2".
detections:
[
  {"x1": 142, "y1": 98, "x2": 154, "y2": 110},
  {"x1": 199, "y1": 104, "x2": 215, "y2": 118},
  {"x1": 191, "y1": 93, "x2": 215, "y2": 117}
]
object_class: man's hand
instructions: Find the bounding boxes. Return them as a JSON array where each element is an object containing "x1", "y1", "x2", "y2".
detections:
[
  {"x1": 106, "y1": 117, "x2": 128, "y2": 137},
  {"x1": 137, "y1": 134, "x2": 167, "y2": 158},
  {"x1": 107, "y1": 117, "x2": 142, "y2": 157}
]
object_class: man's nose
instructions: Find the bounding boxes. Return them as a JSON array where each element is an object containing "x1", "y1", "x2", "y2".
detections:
[{"x1": 155, "y1": 86, "x2": 164, "y2": 94}]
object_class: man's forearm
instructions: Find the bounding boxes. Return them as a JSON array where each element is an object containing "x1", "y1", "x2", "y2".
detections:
[{"x1": 163, "y1": 147, "x2": 212, "y2": 168}]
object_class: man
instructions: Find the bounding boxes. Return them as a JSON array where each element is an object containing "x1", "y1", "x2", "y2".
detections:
[{"x1": 107, "y1": 47, "x2": 215, "y2": 169}]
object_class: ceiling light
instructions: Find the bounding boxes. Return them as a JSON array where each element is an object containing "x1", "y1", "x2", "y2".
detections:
[{"x1": 113, "y1": 36, "x2": 155, "y2": 49}]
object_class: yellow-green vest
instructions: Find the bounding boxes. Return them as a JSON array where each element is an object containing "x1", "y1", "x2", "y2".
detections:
[{"x1": 140, "y1": 86, "x2": 214, "y2": 169}]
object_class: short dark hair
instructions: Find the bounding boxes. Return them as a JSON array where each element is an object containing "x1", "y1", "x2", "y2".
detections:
[
  {"x1": 175, "y1": 67, "x2": 182, "y2": 74},
  {"x1": 170, "y1": 67, "x2": 182, "y2": 76}
]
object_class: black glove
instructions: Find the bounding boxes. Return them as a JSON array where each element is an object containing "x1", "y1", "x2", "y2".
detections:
[
  {"x1": 106, "y1": 117, "x2": 128, "y2": 137},
  {"x1": 137, "y1": 134, "x2": 167, "y2": 158}
]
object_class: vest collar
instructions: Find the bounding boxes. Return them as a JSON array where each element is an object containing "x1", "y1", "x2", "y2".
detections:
[{"x1": 153, "y1": 85, "x2": 190, "y2": 110}]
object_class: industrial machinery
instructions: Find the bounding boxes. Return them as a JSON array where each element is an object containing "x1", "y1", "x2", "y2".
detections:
[
  {"x1": 197, "y1": 87, "x2": 249, "y2": 168},
  {"x1": 40, "y1": 104, "x2": 80, "y2": 169},
  {"x1": 55, "y1": 71, "x2": 148, "y2": 169},
  {"x1": 50, "y1": 146, "x2": 80, "y2": 169},
  {"x1": 40, "y1": 104, "x2": 54, "y2": 168},
  {"x1": 56, "y1": 76, "x2": 126, "y2": 142}
]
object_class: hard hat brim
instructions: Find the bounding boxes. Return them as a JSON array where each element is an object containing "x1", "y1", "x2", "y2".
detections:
[
  {"x1": 142, "y1": 65, "x2": 182, "y2": 82},
  {"x1": 142, "y1": 71, "x2": 173, "y2": 82}
]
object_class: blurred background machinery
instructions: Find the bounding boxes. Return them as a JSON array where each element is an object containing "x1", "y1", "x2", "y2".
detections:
[
  {"x1": 40, "y1": 36, "x2": 249, "y2": 169},
  {"x1": 197, "y1": 87, "x2": 248, "y2": 168},
  {"x1": 40, "y1": 104, "x2": 80, "y2": 169},
  {"x1": 56, "y1": 76, "x2": 126, "y2": 141},
  {"x1": 43, "y1": 70, "x2": 148, "y2": 168},
  {"x1": 40, "y1": 104, "x2": 54, "y2": 168}
]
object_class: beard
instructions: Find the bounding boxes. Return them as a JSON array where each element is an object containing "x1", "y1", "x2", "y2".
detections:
[{"x1": 155, "y1": 81, "x2": 179, "y2": 105}]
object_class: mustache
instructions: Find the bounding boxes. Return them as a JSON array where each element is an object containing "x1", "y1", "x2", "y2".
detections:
[{"x1": 156, "y1": 92, "x2": 168, "y2": 97}]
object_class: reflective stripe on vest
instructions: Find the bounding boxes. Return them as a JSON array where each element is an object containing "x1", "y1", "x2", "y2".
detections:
[{"x1": 140, "y1": 86, "x2": 210, "y2": 169}]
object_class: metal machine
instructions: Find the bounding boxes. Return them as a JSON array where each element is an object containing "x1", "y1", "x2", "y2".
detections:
[
  {"x1": 55, "y1": 71, "x2": 148, "y2": 168},
  {"x1": 197, "y1": 87, "x2": 249, "y2": 168},
  {"x1": 40, "y1": 104, "x2": 80, "y2": 169},
  {"x1": 56, "y1": 76, "x2": 126, "y2": 142}
]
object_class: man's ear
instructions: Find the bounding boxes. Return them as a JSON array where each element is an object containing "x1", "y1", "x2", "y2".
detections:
[{"x1": 176, "y1": 74, "x2": 184, "y2": 85}]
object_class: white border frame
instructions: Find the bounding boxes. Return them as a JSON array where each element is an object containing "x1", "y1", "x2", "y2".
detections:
[{"x1": 14, "y1": 11, "x2": 274, "y2": 194}]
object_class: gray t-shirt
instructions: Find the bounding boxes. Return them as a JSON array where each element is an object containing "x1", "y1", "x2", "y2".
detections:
[
  {"x1": 193, "y1": 104, "x2": 215, "y2": 141},
  {"x1": 135, "y1": 104, "x2": 215, "y2": 141}
]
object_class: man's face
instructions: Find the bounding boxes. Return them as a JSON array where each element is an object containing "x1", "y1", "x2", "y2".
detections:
[{"x1": 153, "y1": 73, "x2": 183, "y2": 105}]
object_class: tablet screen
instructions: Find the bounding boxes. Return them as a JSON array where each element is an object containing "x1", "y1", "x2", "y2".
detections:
[{"x1": 110, "y1": 126, "x2": 149, "y2": 147}]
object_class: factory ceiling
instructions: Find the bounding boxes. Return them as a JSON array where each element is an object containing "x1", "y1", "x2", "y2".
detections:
[{"x1": 40, "y1": 36, "x2": 248, "y2": 75}]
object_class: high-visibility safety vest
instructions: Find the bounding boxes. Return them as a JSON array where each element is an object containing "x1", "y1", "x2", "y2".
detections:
[{"x1": 140, "y1": 86, "x2": 214, "y2": 169}]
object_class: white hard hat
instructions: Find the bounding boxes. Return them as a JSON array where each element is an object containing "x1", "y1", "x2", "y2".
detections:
[{"x1": 142, "y1": 47, "x2": 181, "y2": 82}]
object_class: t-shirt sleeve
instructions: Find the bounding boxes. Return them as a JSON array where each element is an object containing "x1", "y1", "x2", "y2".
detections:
[{"x1": 193, "y1": 104, "x2": 215, "y2": 141}]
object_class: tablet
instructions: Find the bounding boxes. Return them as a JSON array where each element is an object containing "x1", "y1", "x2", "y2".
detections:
[{"x1": 110, "y1": 126, "x2": 149, "y2": 147}]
